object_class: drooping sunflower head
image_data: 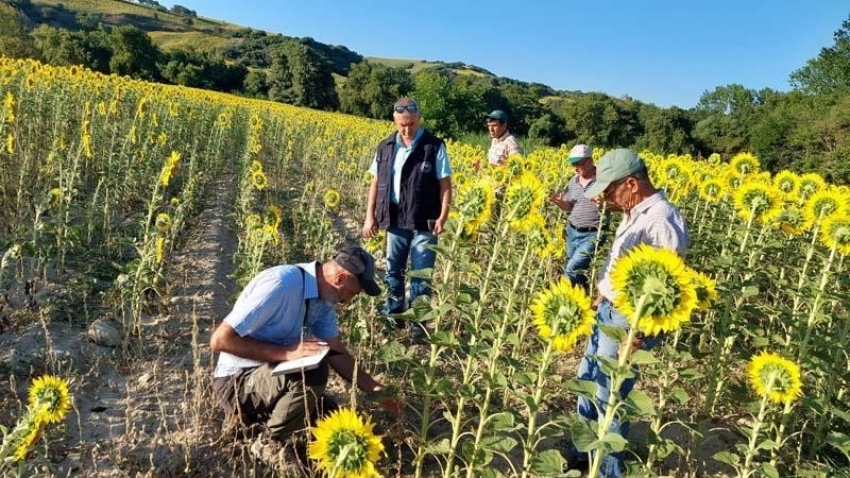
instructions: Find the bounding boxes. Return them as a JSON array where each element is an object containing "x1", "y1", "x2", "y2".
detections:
[
  {"x1": 155, "y1": 212, "x2": 171, "y2": 234},
  {"x1": 309, "y1": 407, "x2": 384, "y2": 478},
  {"x1": 772, "y1": 170, "x2": 801, "y2": 199},
  {"x1": 610, "y1": 244, "x2": 697, "y2": 336},
  {"x1": 729, "y1": 152, "x2": 760, "y2": 176},
  {"x1": 250, "y1": 160, "x2": 264, "y2": 174},
  {"x1": 819, "y1": 212, "x2": 850, "y2": 255},
  {"x1": 747, "y1": 351, "x2": 803, "y2": 405},
  {"x1": 505, "y1": 171, "x2": 545, "y2": 232},
  {"x1": 773, "y1": 205, "x2": 808, "y2": 237},
  {"x1": 529, "y1": 278, "x2": 595, "y2": 352},
  {"x1": 732, "y1": 181, "x2": 783, "y2": 224},
  {"x1": 453, "y1": 177, "x2": 496, "y2": 236},
  {"x1": 687, "y1": 268, "x2": 718, "y2": 311},
  {"x1": 265, "y1": 205, "x2": 282, "y2": 229},
  {"x1": 797, "y1": 173, "x2": 826, "y2": 202},
  {"x1": 698, "y1": 178, "x2": 726, "y2": 204},
  {"x1": 28, "y1": 375, "x2": 72, "y2": 425},
  {"x1": 802, "y1": 188, "x2": 847, "y2": 229},
  {"x1": 324, "y1": 189, "x2": 341, "y2": 209},
  {"x1": 707, "y1": 152, "x2": 722, "y2": 165},
  {"x1": 251, "y1": 170, "x2": 268, "y2": 190}
]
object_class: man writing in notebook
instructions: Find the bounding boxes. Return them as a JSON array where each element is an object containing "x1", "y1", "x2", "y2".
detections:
[{"x1": 211, "y1": 246, "x2": 402, "y2": 446}]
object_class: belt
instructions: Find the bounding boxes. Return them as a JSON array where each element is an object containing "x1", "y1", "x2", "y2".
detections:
[{"x1": 569, "y1": 224, "x2": 599, "y2": 233}]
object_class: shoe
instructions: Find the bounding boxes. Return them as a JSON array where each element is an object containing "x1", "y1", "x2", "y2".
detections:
[{"x1": 250, "y1": 437, "x2": 307, "y2": 473}]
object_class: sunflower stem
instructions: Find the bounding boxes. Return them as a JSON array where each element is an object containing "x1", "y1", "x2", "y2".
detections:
[{"x1": 740, "y1": 381, "x2": 772, "y2": 478}]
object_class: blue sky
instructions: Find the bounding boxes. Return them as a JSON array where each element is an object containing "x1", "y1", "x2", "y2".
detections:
[{"x1": 159, "y1": 1, "x2": 847, "y2": 108}]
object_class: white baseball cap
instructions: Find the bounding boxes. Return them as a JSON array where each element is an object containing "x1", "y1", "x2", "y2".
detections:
[{"x1": 568, "y1": 144, "x2": 593, "y2": 165}]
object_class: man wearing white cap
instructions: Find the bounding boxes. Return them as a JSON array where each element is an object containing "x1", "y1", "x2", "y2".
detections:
[{"x1": 549, "y1": 144, "x2": 608, "y2": 289}]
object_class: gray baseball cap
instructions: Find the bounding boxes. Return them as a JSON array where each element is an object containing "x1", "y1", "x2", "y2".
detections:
[{"x1": 334, "y1": 246, "x2": 381, "y2": 296}]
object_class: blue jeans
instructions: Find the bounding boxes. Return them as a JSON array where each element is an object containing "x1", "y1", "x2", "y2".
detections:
[
  {"x1": 574, "y1": 300, "x2": 662, "y2": 478},
  {"x1": 565, "y1": 225, "x2": 601, "y2": 290},
  {"x1": 384, "y1": 226, "x2": 437, "y2": 314}
]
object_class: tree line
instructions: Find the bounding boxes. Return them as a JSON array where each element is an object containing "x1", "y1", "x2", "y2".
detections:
[{"x1": 1, "y1": 0, "x2": 849, "y2": 183}]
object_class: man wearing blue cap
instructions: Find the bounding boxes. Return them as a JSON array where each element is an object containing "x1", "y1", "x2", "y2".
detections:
[
  {"x1": 485, "y1": 109, "x2": 522, "y2": 166},
  {"x1": 567, "y1": 149, "x2": 689, "y2": 477}
]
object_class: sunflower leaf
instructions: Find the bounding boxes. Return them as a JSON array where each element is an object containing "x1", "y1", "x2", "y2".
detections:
[
  {"x1": 624, "y1": 390, "x2": 657, "y2": 417},
  {"x1": 530, "y1": 449, "x2": 566, "y2": 474},
  {"x1": 759, "y1": 463, "x2": 779, "y2": 478},
  {"x1": 568, "y1": 417, "x2": 598, "y2": 452},
  {"x1": 598, "y1": 324, "x2": 626, "y2": 341},
  {"x1": 712, "y1": 451, "x2": 740, "y2": 466},
  {"x1": 565, "y1": 379, "x2": 597, "y2": 399},
  {"x1": 629, "y1": 350, "x2": 659, "y2": 365},
  {"x1": 601, "y1": 432, "x2": 628, "y2": 452},
  {"x1": 426, "y1": 438, "x2": 451, "y2": 455}
]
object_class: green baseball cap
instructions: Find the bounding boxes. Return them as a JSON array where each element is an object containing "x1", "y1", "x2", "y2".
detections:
[{"x1": 583, "y1": 149, "x2": 647, "y2": 198}]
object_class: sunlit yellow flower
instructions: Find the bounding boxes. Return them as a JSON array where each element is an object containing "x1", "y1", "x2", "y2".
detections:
[
  {"x1": 364, "y1": 230, "x2": 386, "y2": 255},
  {"x1": 12, "y1": 418, "x2": 41, "y2": 462},
  {"x1": 324, "y1": 189, "x2": 341, "y2": 209},
  {"x1": 251, "y1": 170, "x2": 268, "y2": 190},
  {"x1": 747, "y1": 351, "x2": 803, "y2": 405},
  {"x1": 505, "y1": 171, "x2": 545, "y2": 232},
  {"x1": 155, "y1": 237, "x2": 165, "y2": 264},
  {"x1": 733, "y1": 181, "x2": 783, "y2": 224},
  {"x1": 244, "y1": 213, "x2": 262, "y2": 230},
  {"x1": 159, "y1": 151, "x2": 181, "y2": 187},
  {"x1": 28, "y1": 375, "x2": 71, "y2": 425},
  {"x1": 802, "y1": 188, "x2": 847, "y2": 229},
  {"x1": 453, "y1": 177, "x2": 496, "y2": 236},
  {"x1": 774, "y1": 206, "x2": 808, "y2": 237},
  {"x1": 729, "y1": 152, "x2": 760, "y2": 175},
  {"x1": 687, "y1": 269, "x2": 717, "y2": 310},
  {"x1": 798, "y1": 173, "x2": 825, "y2": 202},
  {"x1": 6, "y1": 133, "x2": 14, "y2": 154},
  {"x1": 698, "y1": 178, "x2": 725, "y2": 203},
  {"x1": 265, "y1": 205, "x2": 282, "y2": 229},
  {"x1": 819, "y1": 213, "x2": 850, "y2": 255},
  {"x1": 610, "y1": 244, "x2": 697, "y2": 336},
  {"x1": 773, "y1": 170, "x2": 800, "y2": 199},
  {"x1": 309, "y1": 407, "x2": 383, "y2": 478},
  {"x1": 530, "y1": 278, "x2": 595, "y2": 352},
  {"x1": 155, "y1": 212, "x2": 171, "y2": 233},
  {"x1": 707, "y1": 153, "x2": 721, "y2": 165},
  {"x1": 4, "y1": 91, "x2": 14, "y2": 124}
]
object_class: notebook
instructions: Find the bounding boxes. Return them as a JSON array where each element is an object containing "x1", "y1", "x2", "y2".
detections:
[{"x1": 271, "y1": 346, "x2": 341, "y2": 375}]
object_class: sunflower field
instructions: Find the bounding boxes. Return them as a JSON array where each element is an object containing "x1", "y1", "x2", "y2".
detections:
[{"x1": 0, "y1": 57, "x2": 849, "y2": 478}]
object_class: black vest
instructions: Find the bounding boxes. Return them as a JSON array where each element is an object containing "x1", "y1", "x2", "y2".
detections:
[{"x1": 375, "y1": 129, "x2": 444, "y2": 230}]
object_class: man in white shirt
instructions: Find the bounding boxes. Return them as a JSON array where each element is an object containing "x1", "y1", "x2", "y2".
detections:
[{"x1": 485, "y1": 109, "x2": 522, "y2": 166}]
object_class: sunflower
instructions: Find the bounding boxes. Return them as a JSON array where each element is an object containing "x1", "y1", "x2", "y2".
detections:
[
  {"x1": 707, "y1": 153, "x2": 722, "y2": 165},
  {"x1": 698, "y1": 178, "x2": 726, "y2": 204},
  {"x1": 453, "y1": 177, "x2": 496, "y2": 236},
  {"x1": 772, "y1": 170, "x2": 801, "y2": 200},
  {"x1": 747, "y1": 351, "x2": 803, "y2": 405},
  {"x1": 155, "y1": 212, "x2": 171, "y2": 234},
  {"x1": 28, "y1": 375, "x2": 71, "y2": 425},
  {"x1": 530, "y1": 278, "x2": 595, "y2": 352},
  {"x1": 819, "y1": 213, "x2": 850, "y2": 255},
  {"x1": 155, "y1": 237, "x2": 165, "y2": 264},
  {"x1": 774, "y1": 206, "x2": 808, "y2": 237},
  {"x1": 802, "y1": 188, "x2": 847, "y2": 229},
  {"x1": 504, "y1": 171, "x2": 545, "y2": 232},
  {"x1": 11, "y1": 417, "x2": 42, "y2": 462},
  {"x1": 609, "y1": 244, "x2": 697, "y2": 336},
  {"x1": 265, "y1": 205, "x2": 282, "y2": 229},
  {"x1": 687, "y1": 269, "x2": 717, "y2": 310},
  {"x1": 159, "y1": 151, "x2": 181, "y2": 187},
  {"x1": 324, "y1": 189, "x2": 341, "y2": 209},
  {"x1": 732, "y1": 181, "x2": 783, "y2": 224},
  {"x1": 309, "y1": 407, "x2": 383, "y2": 478},
  {"x1": 797, "y1": 173, "x2": 826, "y2": 202},
  {"x1": 251, "y1": 170, "x2": 268, "y2": 190},
  {"x1": 250, "y1": 160, "x2": 264, "y2": 174},
  {"x1": 729, "y1": 152, "x2": 760, "y2": 175}
]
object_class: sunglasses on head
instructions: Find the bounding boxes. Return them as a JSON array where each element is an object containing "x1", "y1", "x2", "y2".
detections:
[{"x1": 394, "y1": 104, "x2": 419, "y2": 114}]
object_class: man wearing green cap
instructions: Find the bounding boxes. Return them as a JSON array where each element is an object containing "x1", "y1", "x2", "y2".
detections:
[
  {"x1": 567, "y1": 148, "x2": 689, "y2": 477},
  {"x1": 485, "y1": 109, "x2": 522, "y2": 166}
]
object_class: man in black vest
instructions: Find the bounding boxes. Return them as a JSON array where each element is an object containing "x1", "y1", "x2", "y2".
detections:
[{"x1": 362, "y1": 98, "x2": 453, "y2": 337}]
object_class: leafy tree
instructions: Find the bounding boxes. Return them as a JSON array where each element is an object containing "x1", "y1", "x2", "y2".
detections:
[
  {"x1": 529, "y1": 113, "x2": 570, "y2": 147},
  {"x1": 243, "y1": 70, "x2": 269, "y2": 98},
  {"x1": 791, "y1": 15, "x2": 850, "y2": 96},
  {"x1": 635, "y1": 104, "x2": 693, "y2": 154},
  {"x1": 281, "y1": 41, "x2": 339, "y2": 110},
  {"x1": 339, "y1": 61, "x2": 413, "y2": 119},
  {"x1": 412, "y1": 69, "x2": 485, "y2": 139},
  {"x1": 108, "y1": 25, "x2": 161, "y2": 81},
  {"x1": 691, "y1": 84, "x2": 758, "y2": 156},
  {"x1": 0, "y1": 4, "x2": 39, "y2": 60},
  {"x1": 267, "y1": 47, "x2": 294, "y2": 103}
]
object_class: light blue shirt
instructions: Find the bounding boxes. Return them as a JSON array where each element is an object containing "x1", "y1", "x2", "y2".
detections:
[
  {"x1": 369, "y1": 128, "x2": 452, "y2": 204},
  {"x1": 213, "y1": 261, "x2": 339, "y2": 378}
]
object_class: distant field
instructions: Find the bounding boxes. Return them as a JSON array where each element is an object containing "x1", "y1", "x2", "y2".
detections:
[
  {"x1": 32, "y1": 0, "x2": 241, "y2": 34},
  {"x1": 148, "y1": 31, "x2": 233, "y2": 51},
  {"x1": 367, "y1": 57, "x2": 446, "y2": 73}
]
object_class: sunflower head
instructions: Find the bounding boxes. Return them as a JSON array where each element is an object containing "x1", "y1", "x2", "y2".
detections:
[
  {"x1": 309, "y1": 408, "x2": 383, "y2": 478},
  {"x1": 802, "y1": 188, "x2": 847, "y2": 229},
  {"x1": 610, "y1": 244, "x2": 697, "y2": 336},
  {"x1": 732, "y1": 181, "x2": 783, "y2": 224},
  {"x1": 324, "y1": 189, "x2": 341, "y2": 209},
  {"x1": 819, "y1": 212, "x2": 850, "y2": 255},
  {"x1": 747, "y1": 351, "x2": 803, "y2": 404},
  {"x1": 687, "y1": 269, "x2": 717, "y2": 310},
  {"x1": 529, "y1": 278, "x2": 595, "y2": 352},
  {"x1": 155, "y1": 212, "x2": 171, "y2": 234},
  {"x1": 453, "y1": 177, "x2": 496, "y2": 236},
  {"x1": 251, "y1": 170, "x2": 268, "y2": 190},
  {"x1": 773, "y1": 170, "x2": 801, "y2": 199},
  {"x1": 505, "y1": 171, "x2": 545, "y2": 232},
  {"x1": 28, "y1": 375, "x2": 72, "y2": 424},
  {"x1": 798, "y1": 173, "x2": 826, "y2": 202},
  {"x1": 774, "y1": 206, "x2": 808, "y2": 237},
  {"x1": 729, "y1": 152, "x2": 760, "y2": 175},
  {"x1": 698, "y1": 178, "x2": 726, "y2": 204}
]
